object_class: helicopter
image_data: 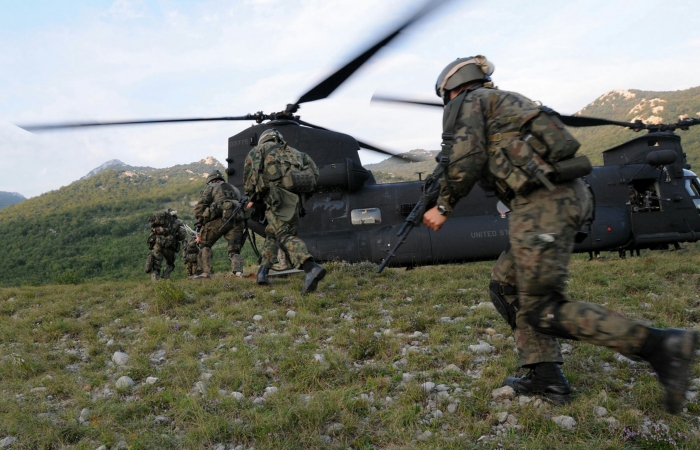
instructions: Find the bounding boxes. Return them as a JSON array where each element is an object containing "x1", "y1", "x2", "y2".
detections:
[{"x1": 18, "y1": 0, "x2": 700, "y2": 270}]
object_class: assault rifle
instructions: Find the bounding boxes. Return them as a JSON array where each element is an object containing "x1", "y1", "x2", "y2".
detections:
[
  {"x1": 376, "y1": 163, "x2": 444, "y2": 273},
  {"x1": 219, "y1": 195, "x2": 249, "y2": 231}
]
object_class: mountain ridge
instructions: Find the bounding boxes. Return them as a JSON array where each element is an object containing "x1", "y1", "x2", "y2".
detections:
[{"x1": 0, "y1": 191, "x2": 26, "y2": 210}]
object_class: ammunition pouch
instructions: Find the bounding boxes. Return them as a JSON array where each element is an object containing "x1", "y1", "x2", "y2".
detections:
[
  {"x1": 202, "y1": 207, "x2": 213, "y2": 222},
  {"x1": 282, "y1": 168, "x2": 317, "y2": 194},
  {"x1": 220, "y1": 199, "x2": 238, "y2": 220}
]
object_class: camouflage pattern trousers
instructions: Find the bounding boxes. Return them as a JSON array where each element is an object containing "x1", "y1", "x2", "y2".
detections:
[
  {"x1": 261, "y1": 204, "x2": 313, "y2": 269},
  {"x1": 147, "y1": 243, "x2": 177, "y2": 278},
  {"x1": 491, "y1": 179, "x2": 649, "y2": 367},
  {"x1": 183, "y1": 236, "x2": 199, "y2": 276},
  {"x1": 198, "y1": 217, "x2": 246, "y2": 274}
]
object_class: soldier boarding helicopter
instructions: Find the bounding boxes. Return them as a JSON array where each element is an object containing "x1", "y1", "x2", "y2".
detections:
[{"x1": 18, "y1": 0, "x2": 700, "y2": 271}]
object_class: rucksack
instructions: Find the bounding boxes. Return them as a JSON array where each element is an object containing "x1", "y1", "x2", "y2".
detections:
[
  {"x1": 263, "y1": 144, "x2": 317, "y2": 194},
  {"x1": 149, "y1": 211, "x2": 171, "y2": 229}
]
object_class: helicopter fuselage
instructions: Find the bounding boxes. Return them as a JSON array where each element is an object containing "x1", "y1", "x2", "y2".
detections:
[{"x1": 227, "y1": 123, "x2": 700, "y2": 267}]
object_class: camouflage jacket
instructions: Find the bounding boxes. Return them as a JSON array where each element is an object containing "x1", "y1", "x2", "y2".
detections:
[
  {"x1": 243, "y1": 141, "x2": 319, "y2": 203},
  {"x1": 437, "y1": 86, "x2": 545, "y2": 213},
  {"x1": 194, "y1": 180, "x2": 241, "y2": 224}
]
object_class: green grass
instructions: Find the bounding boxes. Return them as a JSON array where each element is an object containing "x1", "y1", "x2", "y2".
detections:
[{"x1": 1, "y1": 245, "x2": 700, "y2": 449}]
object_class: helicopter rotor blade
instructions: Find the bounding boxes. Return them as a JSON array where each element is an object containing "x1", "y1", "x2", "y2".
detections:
[
  {"x1": 292, "y1": 0, "x2": 453, "y2": 109},
  {"x1": 372, "y1": 94, "x2": 443, "y2": 108},
  {"x1": 371, "y1": 93, "x2": 700, "y2": 133},
  {"x1": 297, "y1": 119, "x2": 422, "y2": 163},
  {"x1": 18, "y1": 115, "x2": 260, "y2": 132}
]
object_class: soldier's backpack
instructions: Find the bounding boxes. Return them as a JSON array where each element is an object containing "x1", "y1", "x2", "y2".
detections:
[
  {"x1": 209, "y1": 182, "x2": 240, "y2": 220},
  {"x1": 263, "y1": 144, "x2": 317, "y2": 194},
  {"x1": 149, "y1": 211, "x2": 171, "y2": 231}
]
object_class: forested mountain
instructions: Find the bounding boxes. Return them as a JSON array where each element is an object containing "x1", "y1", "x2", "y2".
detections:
[
  {"x1": 368, "y1": 86, "x2": 700, "y2": 182},
  {"x1": 365, "y1": 149, "x2": 439, "y2": 183},
  {"x1": 0, "y1": 191, "x2": 25, "y2": 210},
  {"x1": 80, "y1": 159, "x2": 154, "y2": 180},
  {"x1": 0, "y1": 157, "x2": 228, "y2": 286}
]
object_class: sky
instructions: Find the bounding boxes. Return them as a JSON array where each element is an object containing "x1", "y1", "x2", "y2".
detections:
[{"x1": 1, "y1": 0, "x2": 699, "y2": 198}]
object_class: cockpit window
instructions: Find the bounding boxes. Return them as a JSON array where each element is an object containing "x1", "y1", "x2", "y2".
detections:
[
  {"x1": 687, "y1": 178, "x2": 700, "y2": 197},
  {"x1": 351, "y1": 208, "x2": 382, "y2": 225}
]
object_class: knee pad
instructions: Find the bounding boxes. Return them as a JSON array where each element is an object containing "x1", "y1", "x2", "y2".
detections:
[
  {"x1": 525, "y1": 292, "x2": 578, "y2": 340},
  {"x1": 489, "y1": 281, "x2": 520, "y2": 329}
]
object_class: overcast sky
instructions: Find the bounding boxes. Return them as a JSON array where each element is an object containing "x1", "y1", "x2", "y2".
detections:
[{"x1": 1, "y1": 0, "x2": 699, "y2": 198}]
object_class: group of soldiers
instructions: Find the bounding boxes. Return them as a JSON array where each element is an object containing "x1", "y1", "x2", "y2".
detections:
[
  {"x1": 144, "y1": 128, "x2": 326, "y2": 295},
  {"x1": 143, "y1": 55, "x2": 698, "y2": 414}
]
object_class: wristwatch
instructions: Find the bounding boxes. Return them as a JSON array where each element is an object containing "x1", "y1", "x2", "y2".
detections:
[{"x1": 437, "y1": 205, "x2": 448, "y2": 216}]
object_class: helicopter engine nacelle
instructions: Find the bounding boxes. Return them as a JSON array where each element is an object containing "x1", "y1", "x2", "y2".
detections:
[{"x1": 316, "y1": 158, "x2": 370, "y2": 192}]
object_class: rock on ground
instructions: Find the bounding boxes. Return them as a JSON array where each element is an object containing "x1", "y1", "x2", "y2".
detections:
[{"x1": 552, "y1": 415, "x2": 577, "y2": 431}]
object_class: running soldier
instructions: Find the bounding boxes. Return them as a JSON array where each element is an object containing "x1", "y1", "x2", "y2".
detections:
[
  {"x1": 423, "y1": 55, "x2": 697, "y2": 413},
  {"x1": 192, "y1": 169, "x2": 246, "y2": 279},
  {"x1": 243, "y1": 128, "x2": 326, "y2": 294},
  {"x1": 145, "y1": 209, "x2": 187, "y2": 280}
]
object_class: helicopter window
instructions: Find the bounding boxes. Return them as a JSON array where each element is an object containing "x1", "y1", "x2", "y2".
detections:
[
  {"x1": 686, "y1": 179, "x2": 700, "y2": 197},
  {"x1": 629, "y1": 180, "x2": 661, "y2": 213},
  {"x1": 351, "y1": 208, "x2": 382, "y2": 225}
]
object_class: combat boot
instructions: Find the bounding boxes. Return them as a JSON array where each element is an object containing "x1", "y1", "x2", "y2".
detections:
[
  {"x1": 257, "y1": 266, "x2": 270, "y2": 285},
  {"x1": 638, "y1": 328, "x2": 698, "y2": 414},
  {"x1": 162, "y1": 264, "x2": 174, "y2": 280},
  {"x1": 503, "y1": 362, "x2": 571, "y2": 404},
  {"x1": 301, "y1": 260, "x2": 326, "y2": 295},
  {"x1": 188, "y1": 273, "x2": 211, "y2": 280},
  {"x1": 151, "y1": 271, "x2": 160, "y2": 281}
]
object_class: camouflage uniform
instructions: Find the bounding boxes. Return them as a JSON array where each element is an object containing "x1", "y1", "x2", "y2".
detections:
[
  {"x1": 145, "y1": 211, "x2": 187, "y2": 280},
  {"x1": 437, "y1": 86, "x2": 649, "y2": 367},
  {"x1": 182, "y1": 234, "x2": 200, "y2": 277},
  {"x1": 194, "y1": 179, "x2": 246, "y2": 276},
  {"x1": 243, "y1": 141, "x2": 319, "y2": 269}
]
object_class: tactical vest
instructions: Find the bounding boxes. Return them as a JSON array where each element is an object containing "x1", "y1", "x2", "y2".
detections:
[
  {"x1": 261, "y1": 144, "x2": 317, "y2": 194},
  {"x1": 442, "y1": 88, "x2": 592, "y2": 201},
  {"x1": 208, "y1": 182, "x2": 240, "y2": 221}
]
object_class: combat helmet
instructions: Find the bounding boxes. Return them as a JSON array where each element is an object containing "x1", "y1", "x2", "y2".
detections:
[
  {"x1": 206, "y1": 169, "x2": 225, "y2": 184},
  {"x1": 258, "y1": 128, "x2": 284, "y2": 146},
  {"x1": 435, "y1": 55, "x2": 494, "y2": 104}
]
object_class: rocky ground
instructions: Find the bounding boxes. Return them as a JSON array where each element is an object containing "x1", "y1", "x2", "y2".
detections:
[{"x1": 2, "y1": 250, "x2": 700, "y2": 449}]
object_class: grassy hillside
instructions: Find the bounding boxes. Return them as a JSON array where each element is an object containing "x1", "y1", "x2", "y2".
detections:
[
  {"x1": 571, "y1": 86, "x2": 700, "y2": 167},
  {"x1": 366, "y1": 150, "x2": 439, "y2": 184},
  {"x1": 1, "y1": 249, "x2": 699, "y2": 448},
  {"x1": 0, "y1": 158, "x2": 258, "y2": 287}
]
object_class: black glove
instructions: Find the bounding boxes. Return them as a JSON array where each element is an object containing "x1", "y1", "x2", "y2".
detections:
[{"x1": 299, "y1": 207, "x2": 307, "y2": 218}]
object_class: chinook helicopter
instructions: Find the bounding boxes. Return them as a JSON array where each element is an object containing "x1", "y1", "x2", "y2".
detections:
[{"x1": 19, "y1": 0, "x2": 700, "y2": 269}]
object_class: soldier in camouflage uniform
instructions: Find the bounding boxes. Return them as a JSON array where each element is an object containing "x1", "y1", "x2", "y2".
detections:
[
  {"x1": 145, "y1": 209, "x2": 187, "y2": 280},
  {"x1": 243, "y1": 128, "x2": 326, "y2": 295},
  {"x1": 423, "y1": 55, "x2": 697, "y2": 413},
  {"x1": 191, "y1": 170, "x2": 246, "y2": 279},
  {"x1": 182, "y1": 234, "x2": 199, "y2": 277}
]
